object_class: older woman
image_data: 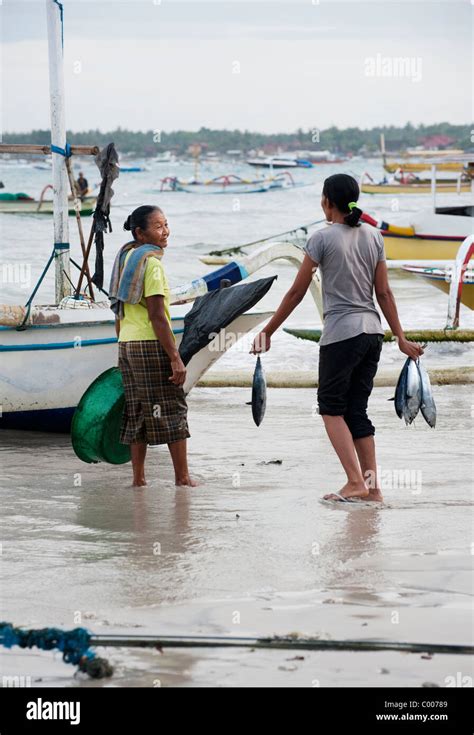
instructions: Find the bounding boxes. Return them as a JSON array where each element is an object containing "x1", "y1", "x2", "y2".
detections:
[{"x1": 109, "y1": 205, "x2": 196, "y2": 487}]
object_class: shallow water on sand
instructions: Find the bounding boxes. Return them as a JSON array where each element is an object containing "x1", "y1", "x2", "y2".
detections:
[{"x1": 1, "y1": 386, "x2": 472, "y2": 687}]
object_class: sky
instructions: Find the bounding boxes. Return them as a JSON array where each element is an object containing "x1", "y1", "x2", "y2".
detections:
[{"x1": 0, "y1": 0, "x2": 472, "y2": 134}]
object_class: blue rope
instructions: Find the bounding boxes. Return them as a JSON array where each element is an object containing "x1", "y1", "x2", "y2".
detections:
[
  {"x1": 51, "y1": 142, "x2": 71, "y2": 157},
  {"x1": 16, "y1": 245, "x2": 70, "y2": 330},
  {"x1": 0, "y1": 622, "x2": 113, "y2": 678}
]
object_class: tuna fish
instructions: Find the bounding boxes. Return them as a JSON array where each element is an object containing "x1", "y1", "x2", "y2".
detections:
[
  {"x1": 251, "y1": 356, "x2": 267, "y2": 426},
  {"x1": 405, "y1": 358, "x2": 422, "y2": 424},
  {"x1": 417, "y1": 360, "x2": 437, "y2": 428},
  {"x1": 394, "y1": 357, "x2": 410, "y2": 419}
]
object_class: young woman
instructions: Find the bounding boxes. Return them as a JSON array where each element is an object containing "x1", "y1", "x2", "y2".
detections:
[
  {"x1": 109, "y1": 205, "x2": 197, "y2": 488},
  {"x1": 251, "y1": 174, "x2": 423, "y2": 503}
]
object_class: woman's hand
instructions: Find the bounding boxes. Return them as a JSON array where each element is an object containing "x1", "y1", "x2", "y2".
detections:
[
  {"x1": 169, "y1": 356, "x2": 187, "y2": 385},
  {"x1": 398, "y1": 336, "x2": 424, "y2": 360},
  {"x1": 250, "y1": 331, "x2": 271, "y2": 354}
]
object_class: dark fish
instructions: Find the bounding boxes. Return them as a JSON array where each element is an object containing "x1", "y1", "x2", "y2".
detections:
[
  {"x1": 394, "y1": 357, "x2": 410, "y2": 419},
  {"x1": 251, "y1": 356, "x2": 267, "y2": 426}
]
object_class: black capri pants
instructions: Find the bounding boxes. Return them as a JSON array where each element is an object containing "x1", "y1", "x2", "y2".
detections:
[{"x1": 317, "y1": 332, "x2": 383, "y2": 439}]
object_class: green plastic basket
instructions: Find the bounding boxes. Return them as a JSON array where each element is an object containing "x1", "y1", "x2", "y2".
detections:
[{"x1": 71, "y1": 367, "x2": 131, "y2": 464}]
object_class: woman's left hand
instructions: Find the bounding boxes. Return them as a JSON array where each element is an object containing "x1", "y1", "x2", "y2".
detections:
[{"x1": 250, "y1": 331, "x2": 271, "y2": 354}]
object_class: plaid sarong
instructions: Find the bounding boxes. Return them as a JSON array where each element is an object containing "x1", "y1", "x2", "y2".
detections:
[{"x1": 118, "y1": 340, "x2": 190, "y2": 445}]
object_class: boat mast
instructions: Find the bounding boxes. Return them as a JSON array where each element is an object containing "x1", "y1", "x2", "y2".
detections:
[{"x1": 46, "y1": 0, "x2": 71, "y2": 303}]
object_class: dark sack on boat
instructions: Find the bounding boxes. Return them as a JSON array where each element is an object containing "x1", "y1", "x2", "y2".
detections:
[{"x1": 179, "y1": 276, "x2": 277, "y2": 365}]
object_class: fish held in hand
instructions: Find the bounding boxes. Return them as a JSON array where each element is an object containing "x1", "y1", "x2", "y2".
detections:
[
  {"x1": 405, "y1": 358, "x2": 422, "y2": 424},
  {"x1": 251, "y1": 356, "x2": 267, "y2": 426},
  {"x1": 394, "y1": 357, "x2": 410, "y2": 419},
  {"x1": 417, "y1": 359, "x2": 437, "y2": 428}
]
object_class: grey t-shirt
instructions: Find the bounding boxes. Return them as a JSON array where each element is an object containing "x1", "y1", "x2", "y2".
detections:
[{"x1": 304, "y1": 222, "x2": 386, "y2": 346}]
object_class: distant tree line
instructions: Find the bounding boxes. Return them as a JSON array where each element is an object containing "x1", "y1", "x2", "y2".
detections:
[{"x1": 3, "y1": 123, "x2": 472, "y2": 157}]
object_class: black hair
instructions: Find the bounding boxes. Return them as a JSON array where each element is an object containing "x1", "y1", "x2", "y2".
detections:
[
  {"x1": 322, "y1": 174, "x2": 362, "y2": 227},
  {"x1": 123, "y1": 205, "x2": 163, "y2": 239}
]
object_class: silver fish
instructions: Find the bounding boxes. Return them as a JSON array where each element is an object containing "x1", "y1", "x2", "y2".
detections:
[
  {"x1": 405, "y1": 358, "x2": 421, "y2": 425},
  {"x1": 394, "y1": 357, "x2": 410, "y2": 419},
  {"x1": 251, "y1": 356, "x2": 267, "y2": 426},
  {"x1": 417, "y1": 360, "x2": 436, "y2": 428}
]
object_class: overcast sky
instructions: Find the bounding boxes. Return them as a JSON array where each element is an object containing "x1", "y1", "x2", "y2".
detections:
[{"x1": 1, "y1": 0, "x2": 471, "y2": 133}]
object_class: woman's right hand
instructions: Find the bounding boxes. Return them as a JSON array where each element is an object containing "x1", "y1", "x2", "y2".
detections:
[
  {"x1": 398, "y1": 336, "x2": 424, "y2": 360},
  {"x1": 169, "y1": 356, "x2": 187, "y2": 385},
  {"x1": 250, "y1": 331, "x2": 271, "y2": 354}
]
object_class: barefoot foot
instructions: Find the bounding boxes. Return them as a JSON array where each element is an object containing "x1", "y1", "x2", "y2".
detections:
[{"x1": 175, "y1": 476, "x2": 199, "y2": 487}]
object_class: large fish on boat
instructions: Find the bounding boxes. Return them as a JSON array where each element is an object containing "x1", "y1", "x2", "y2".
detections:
[
  {"x1": 251, "y1": 356, "x2": 267, "y2": 426},
  {"x1": 417, "y1": 360, "x2": 437, "y2": 428}
]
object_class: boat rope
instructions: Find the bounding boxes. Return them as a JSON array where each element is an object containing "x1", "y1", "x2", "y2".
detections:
[
  {"x1": 51, "y1": 142, "x2": 72, "y2": 158},
  {"x1": 16, "y1": 244, "x2": 71, "y2": 330},
  {"x1": 1, "y1": 622, "x2": 471, "y2": 679},
  {"x1": 0, "y1": 622, "x2": 113, "y2": 679},
  {"x1": 208, "y1": 218, "x2": 326, "y2": 257},
  {"x1": 36, "y1": 184, "x2": 53, "y2": 212},
  {"x1": 16, "y1": 249, "x2": 55, "y2": 330}
]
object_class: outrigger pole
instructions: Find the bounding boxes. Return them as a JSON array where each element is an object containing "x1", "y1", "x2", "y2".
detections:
[{"x1": 46, "y1": 0, "x2": 70, "y2": 304}]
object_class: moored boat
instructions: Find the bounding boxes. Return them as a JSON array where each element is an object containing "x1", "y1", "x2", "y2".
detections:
[
  {"x1": 0, "y1": 191, "x2": 96, "y2": 215},
  {"x1": 401, "y1": 264, "x2": 474, "y2": 310},
  {"x1": 361, "y1": 208, "x2": 473, "y2": 260},
  {"x1": 0, "y1": 301, "x2": 273, "y2": 431},
  {"x1": 159, "y1": 171, "x2": 300, "y2": 194},
  {"x1": 361, "y1": 180, "x2": 471, "y2": 195}
]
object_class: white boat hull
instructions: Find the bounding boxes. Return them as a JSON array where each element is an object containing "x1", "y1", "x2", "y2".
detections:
[{"x1": 0, "y1": 307, "x2": 272, "y2": 431}]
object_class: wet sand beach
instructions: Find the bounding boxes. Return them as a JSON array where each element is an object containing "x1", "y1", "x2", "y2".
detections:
[{"x1": 1, "y1": 384, "x2": 472, "y2": 687}]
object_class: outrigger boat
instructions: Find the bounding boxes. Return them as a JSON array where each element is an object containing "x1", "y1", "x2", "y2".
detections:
[
  {"x1": 0, "y1": 187, "x2": 96, "y2": 215},
  {"x1": 380, "y1": 136, "x2": 472, "y2": 174},
  {"x1": 361, "y1": 180, "x2": 471, "y2": 196},
  {"x1": 0, "y1": 0, "x2": 278, "y2": 433},
  {"x1": 361, "y1": 207, "x2": 473, "y2": 260},
  {"x1": 402, "y1": 235, "x2": 474, "y2": 313},
  {"x1": 159, "y1": 171, "x2": 301, "y2": 194}
]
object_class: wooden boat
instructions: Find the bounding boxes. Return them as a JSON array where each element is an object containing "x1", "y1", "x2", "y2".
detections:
[
  {"x1": 246, "y1": 157, "x2": 299, "y2": 168},
  {"x1": 119, "y1": 165, "x2": 150, "y2": 172},
  {"x1": 361, "y1": 180, "x2": 471, "y2": 195},
  {"x1": 361, "y1": 208, "x2": 473, "y2": 260},
  {"x1": 360, "y1": 169, "x2": 472, "y2": 195},
  {"x1": 402, "y1": 264, "x2": 474, "y2": 310},
  {"x1": 0, "y1": 303, "x2": 273, "y2": 431},
  {"x1": 0, "y1": 192, "x2": 96, "y2": 215},
  {"x1": 159, "y1": 172, "x2": 300, "y2": 194},
  {"x1": 384, "y1": 161, "x2": 467, "y2": 173},
  {"x1": 402, "y1": 235, "x2": 474, "y2": 313}
]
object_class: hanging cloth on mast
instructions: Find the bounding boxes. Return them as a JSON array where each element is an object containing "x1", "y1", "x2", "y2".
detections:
[{"x1": 91, "y1": 142, "x2": 120, "y2": 289}]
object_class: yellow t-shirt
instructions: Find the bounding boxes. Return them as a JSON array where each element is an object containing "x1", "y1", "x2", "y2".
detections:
[{"x1": 118, "y1": 252, "x2": 174, "y2": 342}]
